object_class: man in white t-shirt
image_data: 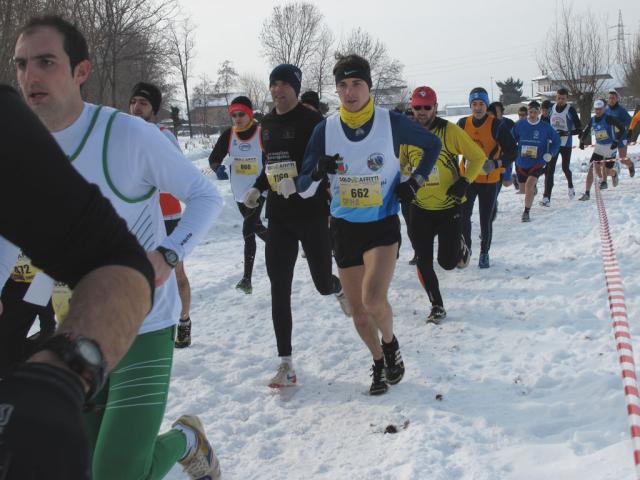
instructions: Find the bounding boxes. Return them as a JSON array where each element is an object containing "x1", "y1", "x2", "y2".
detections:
[{"x1": 14, "y1": 14, "x2": 222, "y2": 480}]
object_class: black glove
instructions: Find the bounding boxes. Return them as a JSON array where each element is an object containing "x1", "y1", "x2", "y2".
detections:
[
  {"x1": 610, "y1": 141, "x2": 618, "y2": 150},
  {"x1": 395, "y1": 175, "x2": 423, "y2": 204},
  {"x1": 0, "y1": 363, "x2": 90, "y2": 480},
  {"x1": 447, "y1": 177, "x2": 469, "y2": 202},
  {"x1": 311, "y1": 154, "x2": 341, "y2": 181},
  {"x1": 579, "y1": 143, "x2": 585, "y2": 150}
]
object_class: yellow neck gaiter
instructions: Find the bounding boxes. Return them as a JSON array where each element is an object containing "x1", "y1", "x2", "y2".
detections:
[
  {"x1": 234, "y1": 119, "x2": 253, "y2": 133},
  {"x1": 339, "y1": 97, "x2": 374, "y2": 129}
]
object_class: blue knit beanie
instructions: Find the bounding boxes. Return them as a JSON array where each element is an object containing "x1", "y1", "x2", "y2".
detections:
[
  {"x1": 468, "y1": 88, "x2": 490, "y2": 107},
  {"x1": 269, "y1": 64, "x2": 302, "y2": 97}
]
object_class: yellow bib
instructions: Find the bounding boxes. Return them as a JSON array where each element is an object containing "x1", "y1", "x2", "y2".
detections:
[
  {"x1": 521, "y1": 145, "x2": 538, "y2": 158},
  {"x1": 10, "y1": 255, "x2": 41, "y2": 283},
  {"x1": 338, "y1": 175, "x2": 383, "y2": 208},
  {"x1": 233, "y1": 157, "x2": 259, "y2": 175},
  {"x1": 52, "y1": 282, "x2": 72, "y2": 324},
  {"x1": 266, "y1": 161, "x2": 298, "y2": 191}
]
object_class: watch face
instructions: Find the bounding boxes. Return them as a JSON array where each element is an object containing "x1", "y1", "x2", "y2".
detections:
[
  {"x1": 165, "y1": 250, "x2": 179, "y2": 266},
  {"x1": 77, "y1": 339, "x2": 102, "y2": 365}
]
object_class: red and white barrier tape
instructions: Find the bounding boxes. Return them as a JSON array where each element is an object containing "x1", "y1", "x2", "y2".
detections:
[
  {"x1": 574, "y1": 141, "x2": 638, "y2": 150},
  {"x1": 593, "y1": 172, "x2": 640, "y2": 478}
]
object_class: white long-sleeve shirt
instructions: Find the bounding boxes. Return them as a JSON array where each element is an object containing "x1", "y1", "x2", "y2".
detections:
[{"x1": 51, "y1": 103, "x2": 223, "y2": 333}]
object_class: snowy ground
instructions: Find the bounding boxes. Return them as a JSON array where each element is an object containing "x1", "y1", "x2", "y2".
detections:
[{"x1": 162, "y1": 140, "x2": 640, "y2": 479}]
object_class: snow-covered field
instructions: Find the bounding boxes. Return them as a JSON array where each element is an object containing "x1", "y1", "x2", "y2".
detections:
[{"x1": 163, "y1": 140, "x2": 640, "y2": 479}]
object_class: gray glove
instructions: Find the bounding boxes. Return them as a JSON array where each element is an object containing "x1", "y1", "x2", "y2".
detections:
[
  {"x1": 482, "y1": 159, "x2": 497, "y2": 175},
  {"x1": 243, "y1": 188, "x2": 261, "y2": 208},
  {"x1": 276, "y1": 178, "x2": 297, "y2": 199}
]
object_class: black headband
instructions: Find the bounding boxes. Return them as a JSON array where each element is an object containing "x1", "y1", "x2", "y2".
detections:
[{"x1": 334, "y1": 65, "x2": 372, "y2": 89}]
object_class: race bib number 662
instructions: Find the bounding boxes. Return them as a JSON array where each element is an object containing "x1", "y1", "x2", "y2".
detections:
[{"x1": 338, "y1": 175, "x2": 383, "y2": 208}]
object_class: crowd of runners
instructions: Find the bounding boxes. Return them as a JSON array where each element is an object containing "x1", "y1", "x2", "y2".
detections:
[{"x1": 1, "y1": 13, "x2": 639, "y2": 480}]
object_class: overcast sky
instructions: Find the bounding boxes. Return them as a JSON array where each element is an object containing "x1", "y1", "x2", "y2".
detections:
[{"x1": 178, "y1": 0, "x2": 640, "y2": 105}]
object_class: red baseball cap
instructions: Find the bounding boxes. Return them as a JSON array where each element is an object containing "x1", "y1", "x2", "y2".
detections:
[{"x1": 411, "y1": 86, "x2": 437, "y2": 107}]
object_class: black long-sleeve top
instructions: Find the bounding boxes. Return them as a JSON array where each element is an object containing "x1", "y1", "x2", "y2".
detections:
[
  {"x1": 253, "y1": 103, "x2": 328, "y2": 221},
  {"x1": 0, "y1": 85, "x2": 154, "y2": 292}
]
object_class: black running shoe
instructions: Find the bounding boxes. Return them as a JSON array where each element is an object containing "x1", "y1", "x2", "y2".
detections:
[
  {"x1": 457, "y1": 236, "x2": 471, "y2": 269},
  {"x1": 630, "y1": 162, "x2": 636, "y2": 178},
  {"x1": 175, "y1": 319, "x2": 192, "y2": 348},
  {"x1": 408, "y1": 253, "x2": 418, "y2": 266},
  {"x1": 369, "y1": 363, "x2": 388, "y2": 395},
  {"x1": 521, "y1": 210, "x2": 531, "y2": 223},
  {"x1": 236, "y1": 277, "x2": 252, "y2": 294},
  {"x1": 382, "y1": 336, "x2": 405, "y2": 385},
  {"x1": 600, "y1": 181, "x2": 608, "y2": 190},
  {"x1": 427, "y1": 305, "x2": 447, "y2": 324}
]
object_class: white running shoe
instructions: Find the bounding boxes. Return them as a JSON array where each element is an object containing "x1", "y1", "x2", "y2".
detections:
[
  {"x1": 568, "y1": 187, "x2": 575, "y2": 198},
  {"x1": 335, "y1": 289, "x2": 352, "y2": 316},
  {"x1": 268, "y1": 363, "x2": 297, "y2": 388},
  {"x1": 173, "y1": 415, "x2": 221, "y2": 480},
  {"x1": 540, "y1": 197, "x2": 550, "y2": 207}
]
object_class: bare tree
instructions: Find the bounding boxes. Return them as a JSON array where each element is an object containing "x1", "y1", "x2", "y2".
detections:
[
  {"x1": 84, "y1": 0, "x2": 175, "y2": 107},
  {"x1": 169, "y1": 18, "x2": 196, "y2": 138},
  {"x1": 238, "y1": 72, "x2": 270, "y2": 114},
  {"x1": 537, "y1": 3, "x2": 608, "y2": 122},
  {"x1": 259, "y1": 1, "x2": 326, "y2": 72},
  {"x1": 214, "y1": 60, "x2": 238, "y2": 107},
  {"x1": 336, "y1": 28, "x2": 406, "y2": 105},
  {"x1": 191, "y1": 73, "x2": 214, "y2": 128},
  {"x1": 303, "y1": 26, "x2": 334, "y2": 99},
  {"x1": 624, "y1": 31, "x2": 640, "y2": 99},
  {"x1": 0, "y1": 0, "x2": 175, "y2": 108}
]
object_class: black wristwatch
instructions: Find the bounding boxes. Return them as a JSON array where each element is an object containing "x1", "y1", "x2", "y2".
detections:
[
  {"x1": 40, "y1": 333, "x2": 107, "y2": 401},
  {"x1": 156, "y1": 246, "x2": 179, "y2": 268}
]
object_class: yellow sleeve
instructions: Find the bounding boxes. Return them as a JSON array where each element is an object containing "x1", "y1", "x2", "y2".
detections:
[
  {"x1": 630, "y1": 111, "x2": 640, "y2": 132},
  {"x1": 399, "y1": 144, "x2": 424, "y2": 176},
  {"x1": 449, "y1": 123, "x2": 486, "y2": 182}
]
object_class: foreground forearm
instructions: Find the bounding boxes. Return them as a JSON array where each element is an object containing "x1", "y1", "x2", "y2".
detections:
[{"x1": 30, "y1": 265, "x2": 151, "y2": 372}]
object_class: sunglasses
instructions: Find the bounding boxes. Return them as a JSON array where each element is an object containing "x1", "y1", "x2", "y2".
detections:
[
  {"x1": 231, "y1": 112, "x2": 246, "y2": 118},
  {"x1": 413, "y1": 105, "x2": 433, "y2": 111}
]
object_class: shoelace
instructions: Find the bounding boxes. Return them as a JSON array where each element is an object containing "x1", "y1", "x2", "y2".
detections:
[
  {"x1": 370, "y1": 365, "x2": 386, "y2": 383},
  {"x1": 177, "y1": 323, "x2": 191, "y2": 341},
  {"x1": 184, "y1": 444, "x2": 216, "y2": 477}
]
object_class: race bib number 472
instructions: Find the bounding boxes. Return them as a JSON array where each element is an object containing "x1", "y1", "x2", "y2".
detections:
[
  {"x1": 266, "y1": 161, "x2": 298, "y2": 191},
  {"x1": 338, "y1": 175, "x2": 383, "y2": 208}
]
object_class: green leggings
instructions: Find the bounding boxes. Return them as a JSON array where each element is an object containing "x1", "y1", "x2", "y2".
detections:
[{"x1": 83, "y1": 326, "x2": 186, "y2": 480}]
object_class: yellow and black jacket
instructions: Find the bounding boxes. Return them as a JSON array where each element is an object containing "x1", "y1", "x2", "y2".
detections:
[{"x1": 400, "y1": 117, "x2": 485, "y2": 211}]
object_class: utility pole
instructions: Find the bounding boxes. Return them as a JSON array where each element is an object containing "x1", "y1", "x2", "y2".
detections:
[{"x1": 609, "y1": 10, "x2": 630, "y2": 65}]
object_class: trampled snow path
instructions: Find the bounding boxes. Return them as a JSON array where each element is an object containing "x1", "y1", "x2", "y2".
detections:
[{"x1": 163, "y1": 144, "x2": 640, "y2": 479}]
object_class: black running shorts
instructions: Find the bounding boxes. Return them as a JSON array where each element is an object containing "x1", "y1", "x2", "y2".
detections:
[
  {"x1": 516, "y1": 163, "x2": 546, "y2": 184},
  {"x1": 590, "y1": 153, "x2": 615, "y2": 169},
  {"x1": 330, "y1": 214, "x2": 401, "y2": 269}
]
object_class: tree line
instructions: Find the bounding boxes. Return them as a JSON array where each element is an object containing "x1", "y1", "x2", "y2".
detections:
[{"x1": 2, "y1": 1, "x2": 638, "y2": 133}]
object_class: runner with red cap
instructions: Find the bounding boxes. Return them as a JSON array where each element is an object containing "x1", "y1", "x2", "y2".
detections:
[{"x1": 401, "y1": 86, "x2": 485, "y2": 323}]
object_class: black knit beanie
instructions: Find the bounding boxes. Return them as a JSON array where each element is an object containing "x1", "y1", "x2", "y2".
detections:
[{"x1": 130, "y1": 82, "x2": 162, "y2": 114}]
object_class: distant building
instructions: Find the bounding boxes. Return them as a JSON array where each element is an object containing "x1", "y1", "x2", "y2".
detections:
[
  {"x1": 189, "y1": 92, "x2": 247, "y2": 129},
  {"x1": 531, "y1": 69, "x2": 624, "y2": 101}
]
